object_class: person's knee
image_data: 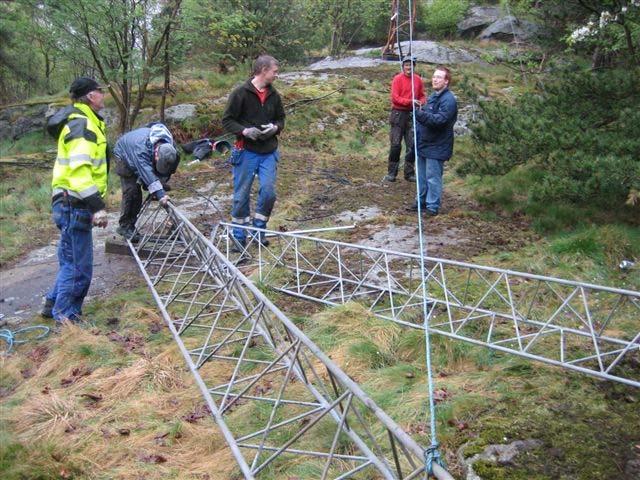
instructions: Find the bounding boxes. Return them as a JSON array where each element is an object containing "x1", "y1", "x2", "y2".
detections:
[{"x1": 262, "y1": 185, "x2": 276, "y2": 204}]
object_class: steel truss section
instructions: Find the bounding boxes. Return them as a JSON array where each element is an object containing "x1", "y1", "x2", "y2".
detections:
[
  {"x1": 213, "y1": 223, "x2": 640, "y2": 388},
  {"x1": 128, "y1": 202, "x2": 453, "y2": 480}
]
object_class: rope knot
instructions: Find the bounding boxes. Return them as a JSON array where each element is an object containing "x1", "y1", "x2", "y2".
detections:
[{"x1": 424, "y1": 441, "x2": 445, "y2": 477}]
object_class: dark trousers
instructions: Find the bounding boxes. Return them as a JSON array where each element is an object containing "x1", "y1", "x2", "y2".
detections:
[
  {"x1": 387, "y1": 109, "x2": 416, "y2": 179},
  {"x1": 114, "y1": 155, "x2": 142, "y2": 230}
]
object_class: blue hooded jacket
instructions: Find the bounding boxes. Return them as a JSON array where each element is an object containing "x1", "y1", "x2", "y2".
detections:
[
  {"x1": 415, "y1": 88, "x2": 458, "y2": 161},
  {"x1": 113, "y1": 124, "x2": 175, "y2": 199}
]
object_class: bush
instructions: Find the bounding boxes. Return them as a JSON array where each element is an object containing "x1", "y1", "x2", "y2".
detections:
[
  {"x1": 423, "y1": 0, "x2": 469, "y2": 38},
  {"x1": 459, "y1": 68, "x2": 640, "y2": 209}
]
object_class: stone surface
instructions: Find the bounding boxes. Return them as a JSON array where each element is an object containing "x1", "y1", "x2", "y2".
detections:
[
  {"x1": 478, "y1": 16, "x2": 540, "y2": 42},
  {"x1": 458, "y1": 6, "x2": 502, "y2": 38},
  {"x1": 454, "y1": 104, "x2": 480, "y2": 137},
  {"x1": 309, "y1": 56, "x2": 385, "y2": 70},
  {"x1": 0, "y1": 104, "x2": 48, "y2": 140},
  {"x1": 357, "y1": 41, "x2": 479, "y2": 65},
  {"x1": 164, "y1": 103, "x2": 197, "y2": 123},
  {"x1": 458, "y1": 439, "x2": 544, "y2": 480}
]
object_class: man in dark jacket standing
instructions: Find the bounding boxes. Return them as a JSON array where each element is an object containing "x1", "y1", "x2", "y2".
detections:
[
  {"x1": 222, "y1": 55, "x2": 285, "y2": 248},
  {"x1": 412, "y1": 66, "x2": 457, "y2": 216},
  {"x1": 113, "y1": 123, "x2": 179, "y2": 240}
]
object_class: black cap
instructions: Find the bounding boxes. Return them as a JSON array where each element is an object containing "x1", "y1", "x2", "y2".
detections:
[{"x1": 69, "y1": 77, "x2": 103, "y2": 98}]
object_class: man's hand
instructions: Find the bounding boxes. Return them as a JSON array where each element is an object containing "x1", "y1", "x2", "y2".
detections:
[
  {"x1": 413, "y1": 99, "x2": 422, "y2": 109},
  {"x1": 159, "y1": 195, "x2": 170, "y2": 207},
  {"x1": 258, "y1": 123, "x2": 278, "y2": 140},
  {"x1": 92, "y1": 209, "x2": 108, "y2": 228},
  {"x1": 242, "y1": 127, "x2": 263, "y2": 141}
]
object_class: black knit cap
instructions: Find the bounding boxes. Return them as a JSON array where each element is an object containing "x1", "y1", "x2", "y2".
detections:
[{"x1": 69, "y1": 77, "x2": 104, "y2": 98}]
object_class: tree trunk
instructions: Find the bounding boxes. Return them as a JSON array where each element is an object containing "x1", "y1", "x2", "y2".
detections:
[{"x1": 160, "y1": 30, "x2": 171, "y2": 123}]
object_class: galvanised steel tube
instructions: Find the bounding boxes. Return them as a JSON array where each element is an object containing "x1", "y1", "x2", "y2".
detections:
[
  {"x1": 218, "y1": 222, "x2": 640, "y2": 297},
  {"x1": 133, "y1": 203, "x2": 454, "y2": 480}
]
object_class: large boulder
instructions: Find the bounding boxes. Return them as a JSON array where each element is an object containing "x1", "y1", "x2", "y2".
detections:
[
  {"x1": 406, "y1": 40, "x2": 478, "y2": 64},
  {"x1": 0, "y1": 104, "x2": 48, "y2": 141},
  {"x1": 457, "y1": 6, "x2": 502, "y2": 38},
  {"x1": 163, "y1": 103, "x2": 197, "y2": 123},
  {"x1": 309, "y1": 56, "x2": 384, "y2": 70},
  {"x1": 354, "y1": 41, "x2": 479, "y2": 65},
  {"x1": 478, "y1": 16, "x2": 539, "y2": 42}
]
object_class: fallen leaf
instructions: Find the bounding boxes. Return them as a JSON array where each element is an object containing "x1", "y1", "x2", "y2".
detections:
[
  {"x1": 80, "y1": 393, "x2": 103, "y2": 403},
  {"x1": 433, "y1": 388, "x2": 451, "y2": 403},
  {"x1": 60, "y1": 366, "x2": 92, "y2": 387},
  {"x1": 106, "y1": 317, "x2": 119, "y2": 327},
  {"x1": 148, "y1": 322, "x2": 163, "y2": 334},
  {"x1": 139, "y1": 453, "x2": 167, "y2": 464},
  {"x1": 447, "y1": 418, "x2": 468, "y2": 431},
  {"x1": 154, "y1": 432, "x2": 169, "y2": 445},
  {"x1": 27, "y1": 345, "x2": 49, "y2": 363},
  {"x1": 182, "y1": 404, "x2": 211, "y2": 423}
]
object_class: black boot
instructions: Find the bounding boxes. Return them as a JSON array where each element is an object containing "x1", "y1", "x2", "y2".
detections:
[{"x1": 41, "y1": 298, "x2": 54, "y2": 318}]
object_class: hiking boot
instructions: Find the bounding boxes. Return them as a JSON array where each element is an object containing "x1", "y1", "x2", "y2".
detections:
[
  {"x1": 405, "y1": 203, "x2": 425, "y2": 212},
  {"x1": 405, "y1": 174, "x2": 416, "y2": 182},
  {"x1": 41, "y1": 298, "x2": 54, "y2": 319},
  {"x1": 383, "y1": 174, "x2": 396, "y2": 182},
  {"x1": 426, "y1": 209, "x2": 438, "y2": 217},
  {"x1": 116, "y1": 226, "x2": 140, "y2": 243}
]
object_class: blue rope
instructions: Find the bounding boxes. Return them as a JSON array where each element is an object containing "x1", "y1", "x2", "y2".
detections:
[
  {"x1": 406, "y1": 0, "x2": 446, "y2": 474},
  {"x1": 0, "y1": 325, "x2": 50, "y2": 353}
]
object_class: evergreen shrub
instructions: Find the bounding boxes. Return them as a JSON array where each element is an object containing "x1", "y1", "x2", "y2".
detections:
[{"x1": 459, "y1": 68, "x2": 640, "y2": 208}]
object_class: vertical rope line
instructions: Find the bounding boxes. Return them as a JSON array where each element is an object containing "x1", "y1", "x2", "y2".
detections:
[
  {"x1": 504, "y1": 0, "x2": 528, "y2": 85},
  {"x1": 407, "y1": 0, "x2": 444, "y2": 474}
]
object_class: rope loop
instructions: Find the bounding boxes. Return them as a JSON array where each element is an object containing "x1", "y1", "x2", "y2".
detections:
[{"x1": 0, "y1": 325, "x2": 51, "y2": 353}]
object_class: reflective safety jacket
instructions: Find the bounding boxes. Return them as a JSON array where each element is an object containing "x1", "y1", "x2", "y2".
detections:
[{"x1": 49, "y1": 103, "x2": 108, "y2": 212}]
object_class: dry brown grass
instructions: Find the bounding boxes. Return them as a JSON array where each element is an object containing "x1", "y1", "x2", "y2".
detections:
[{"x1": 14, "y1": 392, "x2": 81, "y2": 442}]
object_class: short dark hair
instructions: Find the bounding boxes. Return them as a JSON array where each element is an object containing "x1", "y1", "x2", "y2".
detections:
[
  {"x1": 252, "y1": 55, "x2": 278, "y2": 76},
  {"x1": 435, "y1": 65, "x2": 451, "y2": 84}
]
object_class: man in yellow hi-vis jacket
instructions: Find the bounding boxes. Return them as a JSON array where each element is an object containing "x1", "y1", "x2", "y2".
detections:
[{"x1": 42, "y1": 77, "x2": 109, "y2": 323}]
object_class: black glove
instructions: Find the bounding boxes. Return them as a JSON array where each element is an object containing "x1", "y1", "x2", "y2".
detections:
[{"x1": 243, "y1": 127, "x2": 262, "y2": 141}]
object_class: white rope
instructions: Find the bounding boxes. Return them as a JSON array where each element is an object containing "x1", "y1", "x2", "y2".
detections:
[{"x1": 407, "y1": 0, "x2": 445, "y2": 474}]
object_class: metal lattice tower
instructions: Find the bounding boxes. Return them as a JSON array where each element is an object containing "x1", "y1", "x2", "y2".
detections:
[
  {"x1": 382, "y1": 0, "x2": 417, "y2": 60},
  {"x1": 213, "y1": 223, "x2": 640, "y2": 388},
  {"x1": 127, "y1": 201, "x2": 453, "y2": 480}
]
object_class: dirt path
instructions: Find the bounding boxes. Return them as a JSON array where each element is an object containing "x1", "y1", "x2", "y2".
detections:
[{"x1": 0, "y1": 190, "x2": 230, "y2": 324}]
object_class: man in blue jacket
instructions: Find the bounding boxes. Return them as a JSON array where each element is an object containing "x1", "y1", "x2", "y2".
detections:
[
  {"x1": 113, "y1": 123, "x2": 179, "y2": 240},
  {"x1": 411, "y1": 66, "x2": 458, "y2": 216}
]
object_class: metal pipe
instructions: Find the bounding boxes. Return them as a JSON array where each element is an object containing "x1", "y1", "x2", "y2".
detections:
[{"x1": 219, "y1": 222, "x2": 640, "y2": 297}]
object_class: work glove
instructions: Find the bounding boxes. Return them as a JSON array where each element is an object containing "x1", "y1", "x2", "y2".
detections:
[
  {"x1": 242, "y1": 127, "x2": 263, "y2": 141},
  {"x1": 159, "y1": 195, "x2": 170, "y2": 207},
  {"x1": 92, "y1": 209, "x2": 108, "y2": 228},
  {"x1": 258, "y1": 123, "x2": 278, "y2": 140}
]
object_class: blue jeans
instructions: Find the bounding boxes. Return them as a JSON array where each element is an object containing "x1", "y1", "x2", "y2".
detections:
[
  {"x1": 416, "y1": 156, "x2": 445, "y2": 212},
  {"x1": 231, "y1": 149, "x2": 279, "y2": 242},
  {"x1": 46, "y1": 201, "x2": 94, "y2": 322}
]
